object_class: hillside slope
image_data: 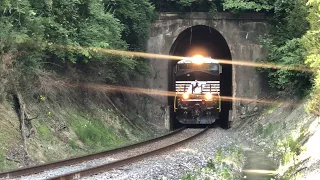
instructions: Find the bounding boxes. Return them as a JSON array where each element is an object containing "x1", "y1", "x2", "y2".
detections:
[
  {"x1": 0, "y1": 91, "x2": 162, "y2": 173},
  {"x1": 235, "y1": 100, "x2": 320, "y2": 179}
]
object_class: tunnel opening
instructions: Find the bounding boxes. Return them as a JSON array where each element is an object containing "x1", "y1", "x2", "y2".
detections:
[{"x1": 168, "y1": 25, "x2": 232, "y2": 129}]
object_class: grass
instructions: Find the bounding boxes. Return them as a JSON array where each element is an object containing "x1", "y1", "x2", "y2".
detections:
[
  {"x1": 65, "y1": 106, "x2": 154, "y2": 153},
  {"x1": 0, "y1": 91, "x2": 157, "y2": 173},
  {"x1": 21, "y1": 104, "x2": 153, "y2": 166},
  {"x1": 0, "y1": 104, "x2": 20, "y2": 172},
  {"x1": 0, "y1": 153, "x2": 17, "y2": 173},
  {"x1": 68, "y1": 139, "x2": 78, "y2": 150},
  {"x1": 255, "y1": 123, "x2": 264, "y2": 135},
  {"x1": 36, "y1": 123, "x2": 54, "y2": 141},
  {"x1": 275, "y1": 126, "x2": 308, "y2": 180},
  {"x1": 182, "y1": 145, "x2": 244, "y2": 180},
  {"x1": 253, "y1": 113, "x2": 311, "y2": 180},
  {"x1": 69, "y1": 118, "x2": 125, "y2": 150},
  {"x1": 264, "y1": 104, "x2": 281, "y2": 115}
]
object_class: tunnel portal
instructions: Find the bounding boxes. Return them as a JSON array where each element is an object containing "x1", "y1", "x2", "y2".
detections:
[{"x1": 168, "y1": 25, "x2": 232, "y2": 128}]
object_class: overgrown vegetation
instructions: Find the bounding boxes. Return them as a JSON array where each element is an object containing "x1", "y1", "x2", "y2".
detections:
[
  {"x1": 150, "y1": 0, "x2": 275, "y2": 13},
  {"x1": 246, "y1": 102, "x2": 319, "y2": 180},
  {"x1": 0, "y1": 0, "x2": 156, "y2": 171},
  {"x1": 258, "y1": 0, "x2": 312, "y2": 96},
  {"x1": 68, "y1": 110, "x2": 145, "y2": 151},
  {"x1": 303, "y1": 0, "x2": 320, "y2": 115},
  {"x1": 0, "y1": 0, "x2": 155, "y2": 89},
  {"x1": 182, "y1": 145, "x2": 244, "y2": 180},
  {"x1": 0, "y1": 96, "x2": 156, "y2": 172},
  {"x1": 1, "y1": 0, "x2": 320, "y2": 176}
]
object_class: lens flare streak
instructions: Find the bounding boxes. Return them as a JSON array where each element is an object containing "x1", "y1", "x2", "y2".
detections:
[
  {"x1": 61, "y1": 45, "x2": 315, "y2": 73},
  {"x1": 242, "y1": 169, "x2": 277, "y2": 175},
  {"x1": 71, "y1": 83, "x2": 293, "y2": 106}
]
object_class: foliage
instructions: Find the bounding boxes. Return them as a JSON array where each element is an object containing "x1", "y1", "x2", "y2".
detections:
[
  {"x1": 181, "y1": 146, "x2": 243, "y2": 180},
  {"x1": 275, "y1": 126, "x2": 307, "y2": 179},
  {"x1": 222, "y1": 0, "x2": 274, "y2": 13},
  {"x1": 303, "y1": 0, "x2": 320, "y2": 115},
  {"x1": 150, "y1": 0, "x2": 221, "y2": 12},
  {"x1": 259, "y1": 0, "x2": 312, "y2": 95},
  {"x1": 255, "y1": 123, "x2": 264, "y2": 135},
  {"x1": 0, "y1": 153, "x2": 16, "y2": 173},
  {"x1": 150, "y1": 0, "x2": 275, "y2": 13},
  {"x1": 104, "y1": 0, "x2": 156, "y2": 51},
  {"x1": 70, "y1": 119, "x2": 122, "y2": 149},
  {"x1": 263, "y1": 39, "x2": 311, "y2": 91},
  {"x1": 36, "y1": 124, "x2": 53, "y2": 141},
  {"x1": 0, "y1": 0, "x2": 154, "y2": 98},
  {"x1": 277, "y1": 135, "x2": 304, "y2": 165}
]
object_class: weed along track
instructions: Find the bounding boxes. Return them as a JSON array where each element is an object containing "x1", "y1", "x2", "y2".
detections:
[{"x1": 0, "y1": 127, "x2": 208, "y2": 180}]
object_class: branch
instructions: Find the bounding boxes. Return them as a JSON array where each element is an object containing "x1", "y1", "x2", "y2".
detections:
[
  {"x1": 6, "y1": 156, "x2": 21, "y2": 164},
  {"x1": 26, "y1": 114, "x2": 39, "y2": 121},
  {"x1": 240, "y1": 112, "x2": 259, "y2": 119}
]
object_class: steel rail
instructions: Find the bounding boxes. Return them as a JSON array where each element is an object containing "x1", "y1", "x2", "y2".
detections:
[
  {"x1": 0, "y1": 127, "x2": 186, "y2": 179},
  {"x1": 49, "y1": 127, "x2": 208, "y2": 180}
]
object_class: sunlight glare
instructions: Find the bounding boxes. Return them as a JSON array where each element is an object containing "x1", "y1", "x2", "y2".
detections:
[
  {"x1": 70, "y1": 83, "x2": 295, "y2": 106},
  {"x1": 59, "y1": 45, "x2": 315, "y2": 73}
]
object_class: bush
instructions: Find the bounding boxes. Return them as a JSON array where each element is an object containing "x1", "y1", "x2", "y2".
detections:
[
  {"x1": 181, "y1": 145, "x2": 243, "y2": 180},
  {"x1": 260, "y1": 38, "x2": 312, "y2": 95},
  {"x1": 0, "y1": 0, "x2": 154, "y2": 102},
  {"x1": 259, "y1": 0, "x2": 312, "y2": 96},
  {"x1": 70, "y1": 118, "x2": 127, "y2": 150},
  {"x1": 303, "y1": 0, "x2": 320, "y2": 115}
]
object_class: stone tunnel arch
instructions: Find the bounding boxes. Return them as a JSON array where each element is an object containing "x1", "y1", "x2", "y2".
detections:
[{"x1": 168, "y1": 25, "x2": 232, "y2": 128}]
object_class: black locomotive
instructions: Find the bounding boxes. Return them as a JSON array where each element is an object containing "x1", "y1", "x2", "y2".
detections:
[{"x1": 174, "y1": 55, "x2": 222, "y2": 125}]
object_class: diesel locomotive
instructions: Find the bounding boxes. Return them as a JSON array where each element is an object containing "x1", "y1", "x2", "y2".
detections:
[{"x1": 174, "y1": 55, "x2": 222, "y2": 125}]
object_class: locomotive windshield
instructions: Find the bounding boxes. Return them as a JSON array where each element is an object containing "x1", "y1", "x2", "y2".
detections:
[
  {"x1": 176, "y1": 56, "x2": 220, "y2": 73},
  {"x1": 178, "y1": 63, "x2": 219, "y2": 71}
]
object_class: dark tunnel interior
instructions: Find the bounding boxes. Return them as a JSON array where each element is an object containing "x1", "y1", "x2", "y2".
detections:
[
  {"x1": 170, "y1": 25, "x2": 232, "y2": 60},
  {"x1": 168, "y1": 25, "x2": 232, "y2": 128}
]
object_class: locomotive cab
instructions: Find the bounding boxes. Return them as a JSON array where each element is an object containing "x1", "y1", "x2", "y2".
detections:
[{"x1": 174, "y1": 55, "x2": 222, "y2": 125}]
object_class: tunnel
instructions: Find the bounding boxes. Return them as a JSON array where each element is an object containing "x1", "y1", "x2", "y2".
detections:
[{"x1": 168, "y1": 25, "x2": 232, "y2": 129}]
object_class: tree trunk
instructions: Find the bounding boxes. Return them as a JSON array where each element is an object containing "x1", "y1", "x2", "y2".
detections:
[{"x1": 14, "y1": 90, "x2": 32, "y2": 166}]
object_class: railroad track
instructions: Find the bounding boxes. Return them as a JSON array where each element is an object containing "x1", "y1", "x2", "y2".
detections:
[{"x1": 0, "y1": 127, "x2": 208, "y2": 180}]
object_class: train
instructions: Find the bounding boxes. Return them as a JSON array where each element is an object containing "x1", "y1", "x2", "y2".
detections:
[{"x1": 173, "y1": 55, "x2": 223, "y2": 125}]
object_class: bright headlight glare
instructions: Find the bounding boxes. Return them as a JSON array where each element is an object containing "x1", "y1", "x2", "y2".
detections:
[
  {"x1": 205, "y1": 92, "x2": 213, "y2": 100},
  {"x1": 192, "y1": 54, "x2": 204, "y2": 64},
  {"x1": 183, "y1": 93, "x2": 189, "y2": 100}
]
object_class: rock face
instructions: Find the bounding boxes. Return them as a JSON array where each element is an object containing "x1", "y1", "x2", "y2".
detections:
[{"x1": 145, "y1": 12, "x2": 269, "y2": 129}]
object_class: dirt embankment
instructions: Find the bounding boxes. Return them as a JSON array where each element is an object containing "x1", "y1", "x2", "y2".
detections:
[
  {"x1": 0, "y1": 86, "x2": 163, "y2": 173},
  {"x1": 234, "y1": 100, "x2": 320, "y2": 179}
]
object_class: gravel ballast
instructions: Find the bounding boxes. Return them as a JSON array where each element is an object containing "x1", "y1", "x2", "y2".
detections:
[
  {"x1": 83, "y1": 128, "x2": 242, "y2": 180},
  {"x1": 14, "y1": 129, "x2": 202, "y2": 180}
]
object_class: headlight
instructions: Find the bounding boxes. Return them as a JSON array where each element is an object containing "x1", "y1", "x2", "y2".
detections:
[
  {"x1": 205, "y1": 92, "x2": 213, "y2": 100},
  {"x1": 183, "y1": 93, "x2": 189, "y2": 100},
  {"x1": 192, "y1": 54, "x2": 204, "y2": 64}
]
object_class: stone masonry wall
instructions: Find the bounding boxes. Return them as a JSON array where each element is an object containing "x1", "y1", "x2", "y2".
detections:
[{"x1": 145, "y1": 12, "x2": 268, "y2": 129}]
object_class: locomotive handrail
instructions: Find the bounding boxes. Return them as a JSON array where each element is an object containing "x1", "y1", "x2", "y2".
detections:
[
  {"x1": 174, "y1": 85, "x2": 183, "y2": 112},
  {"x1": 213, "y1": 84, "x2": 221, "y2": 112},
  {"x1": 218, "y1": 93, "x2": 221, "y2": 112},
  {"x1": 174, "y1": 94, "x2": 177, "y2": 112}
]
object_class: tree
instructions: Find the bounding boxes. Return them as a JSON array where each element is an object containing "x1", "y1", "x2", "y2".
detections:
[
  {"x1": 104, "y1": 0, "x2": 156, "y2": 51},
  {"x1": 303, "y1": 0, "x2": 320, "y2": 114},
  {"x1": 222, "y1": 0, "x2": 274, "y2": 13},
  {"x1": 0, "y1": 0, "x2": 155, "y2": 88},
  {"x1": 150, "y1": 0, "x2": 220, "y2": 13},
  {"x1": 259, "y1": 0, "x2": 312, "y2": 94}
]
